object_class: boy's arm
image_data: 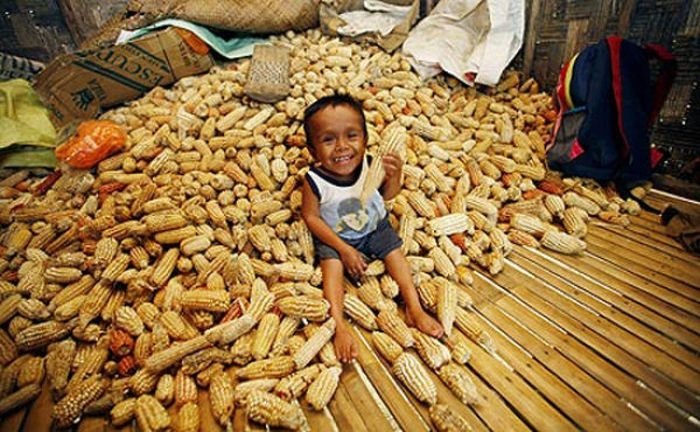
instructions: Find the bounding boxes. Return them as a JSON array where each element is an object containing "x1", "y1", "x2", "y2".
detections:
[
  {"x1": 381, "y1": 153, "x2": 403, "y2": 201},
  {"x1": 301, "y1": 177, "x2": 367, "y2": 276}
]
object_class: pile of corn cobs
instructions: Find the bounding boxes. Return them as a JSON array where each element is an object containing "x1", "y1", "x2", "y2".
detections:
[{"x1": 0, "y1": 28, "x2": 641, "y2": 431}]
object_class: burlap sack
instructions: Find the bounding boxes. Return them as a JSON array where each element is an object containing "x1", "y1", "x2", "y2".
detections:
[
  {"x1": 319, "y1": 0, "x2": 419, "y2": 52},
  {"x1": 133, "y1": 0, "x2": 320, "y2": 33}
]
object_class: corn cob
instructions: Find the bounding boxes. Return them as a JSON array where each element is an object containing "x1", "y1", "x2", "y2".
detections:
[
  {"x1": 0, "y1": 383, "x2": 41, "y2": 416},
  {"x1": 306, "y1": 365, "x2": 341, "y2": 410},
  {"x1": 231, "y1": 378, "x2": 279, "y2": 407},
  {"x1": 291, "y1": 221, "x2": 315, "y2": 264},
  {"x1": 144, "y1": 213, "x2": 188, "y2": 234},
  {"x1": 136, "y1": 302, "x2": 160, "y2": 330},
  {"x1": 209, "y1": 370, "x2": 235, "y2": 426},
  {"x1": 235, "y1": 252, "x2": 256, "y2": 284},
  {"x1": 204, "y1": 314, "x2": 255, "y2": 346},
  {"x1": 135, "y1": 394, "x2": 171, "y2": 432},
  {"x1": 271, "y1": 316, "x2": 301, "y2": 355},
  {"x1": 180, "y1": 235, "x2": 211, "y2": 256},
  {"x1": 0, "y1": 294, "x2": 21, "y2": 325},
  {"x1": 175, "y1": 370, "x2": 198, "y2": 407},
  {"x1": 357, "y1": 277, "x2": 392, "y2": 312},
  {"x1": 46, "y1": 338, "x2": 75, "y2": 398},
  {"x1": 48, "y1": 275, "x2": 94, "y2": 311},
  {"x1": 425, "y1": 214, "x2": 474, "y2": 237},
  {"x1": 541, "y1": 231, "x2": 587, "y2": 255},
  {"x1": 144, "y1": 335, "x2": 211, "y2": 373},
  {"x1": 277, "y1": 295, "x2": 329, "y2": 322},
  {"x1": 509, "y1": 213, "x2": 553, "y2": 238},
  {"x1": 17, "y1": 356, "x2": 44, "y2": 387},
  {"x1": 361, "y1": 126, "x2": 407, "y2": 204},
  {"x1": 43, "y1": 266, "x2": 82, "y2": 284},
  {"x1": 230, "y1": 332, "x2": 254, "y2": 366},
  {"x1": 412, "y1": 329, "x2": 451, "y2": 370},
  {"x1": 236, "y1": 355, "x2": 296, "y2": 380},
  {"x1": 377, "y1": 311, "x2": 414, "y2": 348},
  {"x1": 112, "y1": 305, "x2": 144, "y2": 337},
  {"x1": 429, "y1": 247, "x2": 456, "y2": 280},
  {"x1": 365, "y1": 259, "x2": 386, "y2": 277},
  {"x1": 563, "y1": 191, "x2": 601, "y2": 215},
  {"x1": 344, "y1": 294, "x2": 378, "y2": 330},
  {"x1": 0, "y1": 329, "x2": 17, "y2": 366},
  {"x1": 155, "y1": 373, "x2": 174, "y2": 406},
  {"x1": 179, "y1": 289, "x2": 230, "y2": 313},
  {"x1": 252, "y1": 313, "x2": 280, "y2": 360},
  {"x1": 455, "y1": 308, "x2": 494, "y2": 352},
  {"x1": 507, "y1": 229, "x2": 540, "y2": 247},
  {"x1": 438, "y1": 362, "x2": 479, "y2": 404},
  {"x1": 436, "y1": 282, "x2": 457, "y2": 337},
  {"x1": 150, "y1": 248, "x2": 180, "y2": 287},
  {"x1": 561, "y1": 207, "x2": 587, "y2": 238},
  {"x1": 245, "y1": 390, "x2": 306, "y2": 430},
  {"x1": 129, "y1": 368, "x2": 160, "y2": 396},
  {"x1": 407, "y1": 256, "x2": 435, "y2": 274},
  {"x1": 111, "y1": 398, "x2": 136, "y2": 427},
  {"x1": 450, "y1": 340, "x2": 472, "y2": 365},
  {"x1": 429, "y1": 403, "x2": 472, "y2": 432},
  {"x1": 392, "y1": 352, "x2": 437, "y2": 405},
  {"x1": 398, "y1": 215, "x2": 417, "y2": 254},
  {"x1": 294, "y1": 318, "x2": 335, "y2": 369},
  {"x1": 53, "y1": 374, "x2": 109, "y2": 428},
  {"x1": 154, "y1": 226, "x2": 197, "y2": 245},
  {"x1": 543, "y1": 194, "x2": 566, "y2": 218},
  {"x1": 159, "y1": 310, "x2": 199, "y2": 340},
  {"x1": 371, "y1": 331, "x2": 404, "y2": 364},
  {"x1": 275, "y1": 261, "x2": 314, "y2": 282},
  {"x1": 175, "y1": 402, "x2": 200, "y2": 432},
  {"x1": 406, "y1": 191, "x2": 438, "y2": 218},
  {"x1": 16, "y1": 320, "x2": 68, "y2": 351}
]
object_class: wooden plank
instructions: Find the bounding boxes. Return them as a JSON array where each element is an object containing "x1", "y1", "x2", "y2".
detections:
[
  {"x1": 630, "y1": 215, "x2": 669, "y2": 234},
  {"x1": 327, "y1": 382, "x2": 370, "y2": 432},
  {"x1": 590, "y1": 223, "x2": 697, "y2": 263},
  {"x1": 626, "y1": 223, "x2": 685, "y2": 249},
  {"x1": 586, "y1": 231, "x2": 700, "y2": 292},
  {"x1": 349, "y1": 325, "x2": 431, "y2": 432},
  {"x1": 336, "y1": 363, "x2": 395, "y2": 432},
  {"x1": 548, "y1": 250, "x2": 700, "y2": 333},
  {"x1": 481, "y1": 281, "x2": 696, "y2": 430},
  {"x1": 301, "y1": 403, "x2": 339, "y2": 432},
  {"x1": 490, "y1": 264, "x2": 700, "y2": 405},
  {"x1": 0, "y1": 409, "x2": 26, "y2": 432},
  {"x1": 522, "y1": 0, "x2": 542, "y2": 77},
  {"x1": 19, "y1": 379, "x2": 53, "y2": 432},
  {"x1": 454, "y1": 333, "x2": 577, "y2": 431},
  {"x1": 589, "y1": 224, "x2": 700, "y2": 272},
  {"x1": 386, "y1": 311, "x2": 527, "y2": 432},
  {"x1": 648, "y1": 190, "x2": 700, "y2": 214},
  {"x1": 78, "y1": 417, "x2": 108, "y2": 431},
  {"x1": 509, "y1": 252, "x2": 700, "y2": 372},
  {"x1": 477, "y1": 304, "x2": 640, "y2": 431}
]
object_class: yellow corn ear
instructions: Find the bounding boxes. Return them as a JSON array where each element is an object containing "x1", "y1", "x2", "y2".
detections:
[
  {"x1": 175, "y1": 402, "x2": 200, "y2": 432},
  {"x1": 236, "y1": 356, "x2": 296, "y2": 380},
  {"x1": 209, "y1": 371, "x2": 234, "y2": 426},
  {"x1": 377, "y1": 311, "x2": 414, "y2": 348},
  {"x1": 438, "y1": 362, "x2": 479, "y2": 404},
  {"x1": 371, "y1": 331, "x2": 403, "y2": 364},
  {"x1": 392, "y1": 352, "x2": 437, "y2": 405},
  {"x1": 245, "y1": 390, "x2": 306, "y2": 430},
  {"x1": 294, "y1": 318, "x2": 335, "y2": 369},
  {"x1": 252, "y1": 313, "x2": 280, "y2": 360},
  {"x1": 412, "y1": 329, "x2": 451, "y2": 370},
  {"x1": 305, "y1": 366, "x2": 342, "y2": 410},
  {"x1": 135, "y1": 394, "x2": 171, "y2": 432},
  {"x1": 429, "y1": 403, "x2": 472, "y2": 432},
  {"x1": 344, "y1": 294, "x2": 378, "y2": 331}
]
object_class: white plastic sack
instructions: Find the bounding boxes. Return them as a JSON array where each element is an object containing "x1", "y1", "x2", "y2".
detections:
[
  {"x1": 337, "y1": 0, "x2": 413, "y2": 37},
  {"x1": 402, "y1": 0, "x2": 524, "y2": 86}
]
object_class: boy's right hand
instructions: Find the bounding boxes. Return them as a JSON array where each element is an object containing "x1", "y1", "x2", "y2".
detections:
[{"x1": 339, "y1": 245, "x2": 367, "y2": 278}]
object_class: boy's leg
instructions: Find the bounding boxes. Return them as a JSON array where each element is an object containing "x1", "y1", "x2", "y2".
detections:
[
  {"x1": 321, "y1": 258, "x2": 358, "y2": 362},
  {"x1": 383, "y1": 249, "x2": 443, "y2": 338}
]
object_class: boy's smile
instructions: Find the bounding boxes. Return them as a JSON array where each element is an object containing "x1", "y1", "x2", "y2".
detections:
[{"x1": 308, "y1": 104, "x2": 367, "y2": 179}]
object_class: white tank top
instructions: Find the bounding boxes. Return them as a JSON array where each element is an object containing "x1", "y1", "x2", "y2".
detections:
[{"x1": 306, "y1": 156, "x2": 387, "y2": 240}]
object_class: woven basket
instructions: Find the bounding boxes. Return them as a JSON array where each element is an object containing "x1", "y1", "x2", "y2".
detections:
[{"x1": 244, "y1": 45, "x2": 290, "y2": 103}]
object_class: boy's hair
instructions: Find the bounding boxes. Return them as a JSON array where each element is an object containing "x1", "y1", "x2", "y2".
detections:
[{"x1": 303, "y1": 94, "x2": 368, "y2": 149}]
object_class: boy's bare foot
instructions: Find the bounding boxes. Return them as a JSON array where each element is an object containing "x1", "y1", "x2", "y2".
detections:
[
  {"x1": 334, "y1": 321, "x2": 358, "y2": 363},
  {"x1": 406, "y1": 306, "x2": 444, "y2": 338}
]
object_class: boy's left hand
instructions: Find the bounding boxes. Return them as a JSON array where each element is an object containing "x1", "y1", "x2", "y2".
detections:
[{"x1": 382, "y1": 153, "x2": 402, "y2": 180}]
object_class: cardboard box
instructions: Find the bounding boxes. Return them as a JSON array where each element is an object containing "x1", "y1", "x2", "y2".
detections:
[{"x1": 34, "y1": 28, "x2": 213, "y2": 128}]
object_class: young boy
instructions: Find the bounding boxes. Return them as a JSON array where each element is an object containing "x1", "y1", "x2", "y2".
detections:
[{"x1": 300, "y1": 94, "x2": 443, "y2": 363}]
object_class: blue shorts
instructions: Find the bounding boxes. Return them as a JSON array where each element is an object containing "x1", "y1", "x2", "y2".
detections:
[{"x1": 315, "y1": 217, "x2": 403, "y2": 261}]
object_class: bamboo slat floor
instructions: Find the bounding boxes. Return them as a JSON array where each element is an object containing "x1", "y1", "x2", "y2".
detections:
[{"x1": 1, "y1": 189, "x2": 698, "y2": 431}]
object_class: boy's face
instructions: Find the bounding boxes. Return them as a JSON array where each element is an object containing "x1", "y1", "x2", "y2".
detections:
[{"x1": 308, "y1": 104, "x2": 366, "y2": 178}]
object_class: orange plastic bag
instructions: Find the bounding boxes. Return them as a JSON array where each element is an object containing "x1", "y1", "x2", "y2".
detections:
[{"x1": 55, "y1": 120, "x2": 127, "y2": 169}]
